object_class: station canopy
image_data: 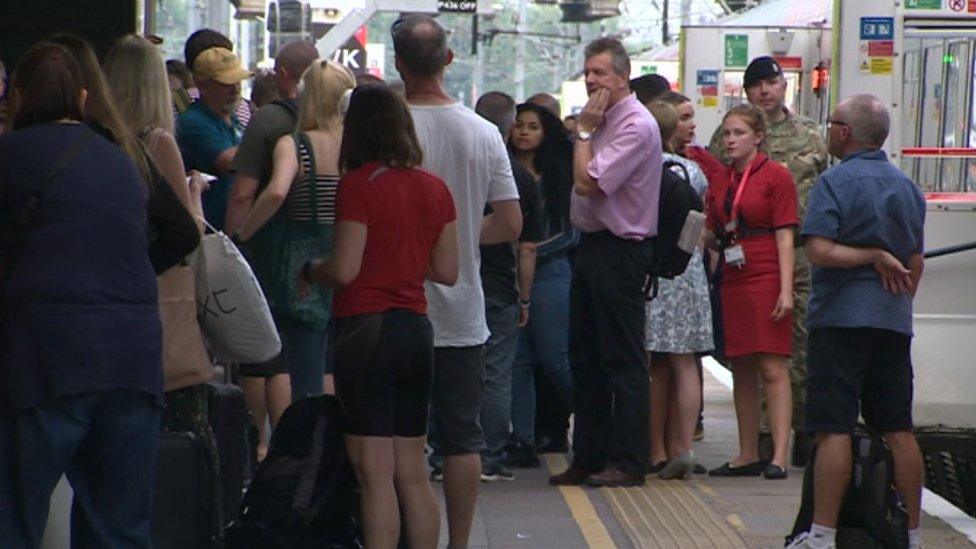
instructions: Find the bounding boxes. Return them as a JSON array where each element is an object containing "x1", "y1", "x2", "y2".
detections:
[{"x1": 713, "y1": 0, "x2": 831, "y2": 27}]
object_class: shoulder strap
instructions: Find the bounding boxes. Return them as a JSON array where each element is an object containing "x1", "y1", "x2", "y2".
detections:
[
  {"x1": 291, "y1": 132, "x2": 318, "y2": 213},
  {"x1": 271, "y1": 98, "x2": 299, "y2": 120},
  {"x1": 2, "y1": 130, "x2": 89, "y2": 298},
  {"x1": 15, "y1": 132, "x2": 89, "y2": 233}
]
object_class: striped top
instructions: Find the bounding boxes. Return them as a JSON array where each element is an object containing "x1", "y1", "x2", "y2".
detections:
[{"x1": 288, "y1": 137, "x2": 338, "y2": 223}]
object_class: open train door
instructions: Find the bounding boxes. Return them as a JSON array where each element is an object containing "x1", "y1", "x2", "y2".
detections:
[{"x1": 834, "y1": 0, "x2": 976, "y2": 516}]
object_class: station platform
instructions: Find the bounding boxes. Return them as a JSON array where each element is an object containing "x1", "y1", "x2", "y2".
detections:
[{"x1": 439, "y1": 361, "x2": 976, "y2": 548}]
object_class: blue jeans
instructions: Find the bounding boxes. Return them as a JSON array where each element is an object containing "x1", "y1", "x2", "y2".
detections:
[
  {"x1": 280, "y1": 320, "x2": 329, "y2": 402},
  {"x1": 511, "y1": 256, "x2": 574, "y2": 443},
  {"x1": 479, "y1": 296, "x2": 520, "y2": 468},
  {"x1": 0, "y1": 390, "x2": 161, "y2": 548}
]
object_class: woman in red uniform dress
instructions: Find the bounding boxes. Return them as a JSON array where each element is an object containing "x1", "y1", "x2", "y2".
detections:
[{"x1": 705, "y1": 105, "x2": 797, "y2": 480}]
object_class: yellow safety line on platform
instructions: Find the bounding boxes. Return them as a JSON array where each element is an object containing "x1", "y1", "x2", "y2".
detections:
[
  {"x1": 543, "y1": 454, "x2": 617, "y2": 549},
  {"x1": 600, "y1": 478, "x2": 749, "y2": 549}
]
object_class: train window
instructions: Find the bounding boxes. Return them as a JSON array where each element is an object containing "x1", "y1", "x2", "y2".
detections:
[
  {"x1": 902, "y1": 39, "x2": 923, "y2": 184},
  {"x1": 943, "y1": 40, "x2": 971, "y2": 190},
  {"x1": 901, "y1": 32, "x2": 976, "y2": 193},
  {"x1": 970, "y1": 51, "x2": 976, "y2": 192}
]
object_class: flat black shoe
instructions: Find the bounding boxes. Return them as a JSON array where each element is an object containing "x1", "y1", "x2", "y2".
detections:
[
  {"x1": 648, "y1": 460, "x2": 668, "y2": 473},
  {"x1": 708, "y1": 461, "x2": 765, "y2": 477},
  {"x1": 763, "y1": 464, "x2": 788, "y2": 480},
  {"x1": 693, "y1": 464, "x2": 707, "y2": 475}
]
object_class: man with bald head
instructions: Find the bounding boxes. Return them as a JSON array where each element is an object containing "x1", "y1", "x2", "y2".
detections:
[
  {"x1": 393, "y1": 14, "x2": 523, "y2": 548},
  {"x1": 527, "y1": 93, "x2": 561, "y2": 118},
  {"x1": 787, "y1": 95, "x2": 925, "y2": 549},
  {"x1": 226, "y1": 40, "x2": 319, "y2": 235}
]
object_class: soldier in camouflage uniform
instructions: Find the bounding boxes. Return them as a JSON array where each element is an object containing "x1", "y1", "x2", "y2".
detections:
[{"x1": 709, "y1": 56, "x2": 828, "y2": 467}]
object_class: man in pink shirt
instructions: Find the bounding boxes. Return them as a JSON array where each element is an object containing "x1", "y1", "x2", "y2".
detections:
[{"x1": 549, "y1": 37, "x2": 662, "y2": 488}]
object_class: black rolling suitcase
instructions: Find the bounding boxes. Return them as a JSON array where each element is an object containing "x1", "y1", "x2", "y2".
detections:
[
  {"x1": 207, "y1": 380, "x2": 253, "y2": 524},
  {"x1": 152, "y1": 431, "x2": 220, "y2": 549}
]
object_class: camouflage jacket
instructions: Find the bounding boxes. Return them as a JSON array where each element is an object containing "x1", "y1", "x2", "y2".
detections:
[{"x1": 708, "y1": 108, "x2": 828, "y2": 222}]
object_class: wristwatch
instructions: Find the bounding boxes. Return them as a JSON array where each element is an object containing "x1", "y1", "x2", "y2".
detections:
[
  {"x1": 577, "y1": 129, "x2": 593, "y2": 142},
  {"x1": 518, "y1": 298, "x2": 531, "y2": 309}
]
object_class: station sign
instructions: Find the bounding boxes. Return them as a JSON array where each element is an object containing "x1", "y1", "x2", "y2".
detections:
[
  {"x1": 905, "y1": 0, "x2": 942, "y2": 8},
  {"x1": 858, "y1": 16, "x2": 895, "y2": 76},
  {"x1": 318, "y1": 25, "x2": 368, "y2": 72},
  {"x1": 859, "y1": 17, "x2": 894, "y2": 40},
  {"x1": 438, "y1": 0, "x2": 477, "y2": 12},
  {"x1": 696, "y1": 69, "x2": 719, "y2": 108},
  {"x1": 724, "y1": 35, "x2": 748, "y2": 68}
]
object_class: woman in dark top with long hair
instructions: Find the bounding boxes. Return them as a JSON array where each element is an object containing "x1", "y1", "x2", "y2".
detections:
[
  {"x1": 0, "y1": 42, "x2": 168, "y2": 548},
  {"x1": 505, "y1": 102, "x2": 577, "y2": 466},
  {"x1": 302, "y1": 83, "x2": 458, "y2": 549}
]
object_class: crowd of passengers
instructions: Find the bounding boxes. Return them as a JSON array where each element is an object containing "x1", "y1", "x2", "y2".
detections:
[{"x1": 0, "y1": 14, "x2": 926, "y2": 549}]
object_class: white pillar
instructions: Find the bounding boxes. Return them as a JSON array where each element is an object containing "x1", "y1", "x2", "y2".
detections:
[{"x1": 514, "y1": 0, "x2": 527, "y2": 102}]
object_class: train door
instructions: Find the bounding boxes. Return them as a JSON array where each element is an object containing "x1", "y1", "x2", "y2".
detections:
[{"x1": 901, "y1": 26, "x2": 976, "y2": 192}]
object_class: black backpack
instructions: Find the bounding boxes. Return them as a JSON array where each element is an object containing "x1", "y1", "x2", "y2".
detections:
[
  {"x1": 224, "y1": 396, "x2": 363, "y2": 549},
  {"x1": 649, "y1": 160, "x2": 704, "y2": 282},
  {"x1": 786, "y1": 425, "x2": 909, "y2": 548}
]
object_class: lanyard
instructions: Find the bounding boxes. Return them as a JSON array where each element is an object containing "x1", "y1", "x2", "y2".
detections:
[{"x1": 728, "y1": 156, "x2": 763, "y2": 226}]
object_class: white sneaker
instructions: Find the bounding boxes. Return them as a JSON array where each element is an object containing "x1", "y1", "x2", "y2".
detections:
[{"x1": 785, "y1": 532, "x2": 836, "y2": 549}]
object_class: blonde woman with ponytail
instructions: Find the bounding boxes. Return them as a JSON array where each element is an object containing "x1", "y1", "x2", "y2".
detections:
[{"x1": 236, "y1": 60, "x2": 356, "y2": 415}]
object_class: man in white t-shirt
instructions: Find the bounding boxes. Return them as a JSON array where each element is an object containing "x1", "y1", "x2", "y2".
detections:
[{"x1": 393, "y1": 14, "x2": 522, "y2": 548}]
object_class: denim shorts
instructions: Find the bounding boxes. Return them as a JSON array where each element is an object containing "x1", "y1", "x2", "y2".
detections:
[{"x1": 805, "y1": 327, "x2": 914, "y2": 434}]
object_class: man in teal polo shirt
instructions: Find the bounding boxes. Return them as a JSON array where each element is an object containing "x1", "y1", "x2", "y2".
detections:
[{"x1": 177, "y1": 46, "x2": 252, "y2": 231}]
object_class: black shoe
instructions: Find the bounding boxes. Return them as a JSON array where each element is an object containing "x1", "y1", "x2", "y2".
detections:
[
  {"x1": 693, "y1": 464, "x2": 707, "y2": 475},
  {"x1": 503, "y1": 440, "x2": 541, "y2": 468},
  {"x1": 648, "y1": 460, "x2": 668, "y2": 473},
  {"x1": 763, "y1": 463, "x2": 788, "y2": 480},
  {"x1": 791, "y1": 431, "x2": 816, "y2": 468},
  {"x1": 708, "y1": 461, "x2": 766, "y2": 477}
]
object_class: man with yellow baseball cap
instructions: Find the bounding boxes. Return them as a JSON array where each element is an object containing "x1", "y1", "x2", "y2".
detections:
[{"x1": 177, "y1": 46, "x2": 253, "y2": 230}]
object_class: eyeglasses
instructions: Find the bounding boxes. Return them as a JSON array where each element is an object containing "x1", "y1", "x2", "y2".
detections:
[{"x1": 826, "y1": 118, "x2": 848, "y2": 128}]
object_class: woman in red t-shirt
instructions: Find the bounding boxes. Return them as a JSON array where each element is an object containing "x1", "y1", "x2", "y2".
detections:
[
  {"x1": 704, "y1": 105, "x2": 797, "y2": 481},
  {"x1": 300, "y1": 83, "x2": 458, "y2": 549}
]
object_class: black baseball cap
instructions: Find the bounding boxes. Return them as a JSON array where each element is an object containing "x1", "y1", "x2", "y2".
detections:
[{"x1": 743, "y1": 56, "x2": 782, "y2": 88}]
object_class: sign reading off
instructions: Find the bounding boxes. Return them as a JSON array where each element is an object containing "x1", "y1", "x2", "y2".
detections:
[
  {"x1": 860, "y1": 17, "x2": 894, "y2": 40},
  {"x1": 438, "y1": 0, "x2": 476, "y2": 12}
]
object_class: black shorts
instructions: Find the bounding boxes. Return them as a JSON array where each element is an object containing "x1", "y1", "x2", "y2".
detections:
[
  {"x1": 430, "y1": 345, "x2": 486, "y2": 455},
  {"x1": 805, "y1": 327, "x2": 914, "y2": 434},
  {"x1": 238, "y1": 357, "x2": 288, "y2": 377},
  {"x1": 333, "y1": 311, "x2": 433, "y2": 437}
]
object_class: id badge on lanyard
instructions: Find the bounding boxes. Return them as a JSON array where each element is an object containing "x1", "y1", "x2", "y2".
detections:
[{"x1": 723, "y1": 160, "x2": 756, "y2": 268}]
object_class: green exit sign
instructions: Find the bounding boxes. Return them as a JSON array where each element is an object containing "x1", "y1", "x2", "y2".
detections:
[{"x1": 640, "y1": 65, "x2": 658, "y2": 75}]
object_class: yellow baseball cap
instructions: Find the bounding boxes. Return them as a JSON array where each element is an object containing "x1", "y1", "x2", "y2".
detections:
[{"x1": 193, "y1": 47, "x2": 253, "y2": 85}]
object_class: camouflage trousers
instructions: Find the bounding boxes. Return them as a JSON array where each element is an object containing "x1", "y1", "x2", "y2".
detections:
[{"x1": 760, "y1": 251, "x2": 809, "y2": 433}]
